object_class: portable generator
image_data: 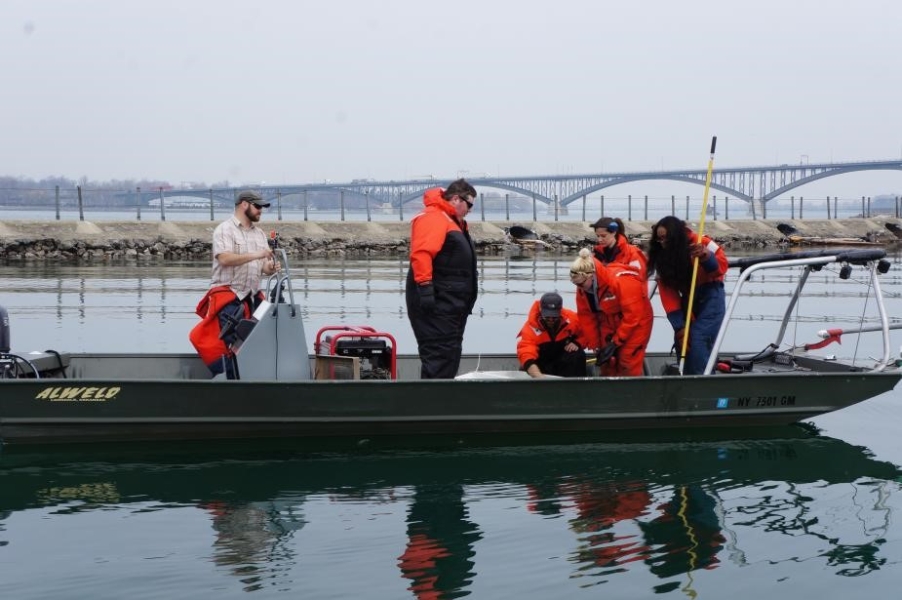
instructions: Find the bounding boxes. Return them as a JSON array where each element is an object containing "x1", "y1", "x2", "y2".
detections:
[{"x1": 315, "y1": 326, "x2": 397, "y2": 379}]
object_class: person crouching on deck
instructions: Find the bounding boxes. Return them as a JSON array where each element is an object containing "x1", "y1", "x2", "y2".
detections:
[
  {"x1": 569, "y1": 248, "x2": 653, "y2": 377},
  {"x1": 516, "y1": 292, "x2": 588, "y2": 378},
  {"x1": 189, "y1": 190, "x2": 280, "y2": 377}
]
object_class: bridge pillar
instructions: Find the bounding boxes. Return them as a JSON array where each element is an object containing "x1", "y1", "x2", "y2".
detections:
[
  {"x1": 547, "y1": 198, "x2": 568, "y2": 216},
  {"x1": 750, "y1": 199, "x2": 766, "y2": 219}
]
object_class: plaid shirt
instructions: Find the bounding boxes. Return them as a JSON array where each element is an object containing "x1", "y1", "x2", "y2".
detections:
[{"x1": 211, "y1": 216, "x2": 269, "y2": 300}]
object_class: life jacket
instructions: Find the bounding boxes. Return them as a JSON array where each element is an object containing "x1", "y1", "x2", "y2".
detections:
[
  {"x1": 657, "y1": 228, "x2": 728, "y2": 322},
  {"x1": 516, "y1": 300, "x2": 584, "y2": 370},
  {"x1": 188, "y1": 285, "x2": 247, "y2": 372},
  {"x1": 594, "y1": 234, "x2": 648, "y2": 279},
  {"x1": 576, "y1": 260, "x2": 652, "y2": 350},
  {"x1": 407, "y1": 187, "x2": 478, "y2": 314}
]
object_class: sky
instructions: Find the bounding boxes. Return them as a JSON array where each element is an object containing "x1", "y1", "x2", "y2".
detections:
[{"x1": 3, "y1": 0, "x2": 901, "y2": 197}]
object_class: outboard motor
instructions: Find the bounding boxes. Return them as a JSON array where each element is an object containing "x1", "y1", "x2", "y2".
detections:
[
  {"x1": 1, "y1": 304, "x2": 30, "y2": 378},
  {"x1": 0, "y1": 304, "x2": 67, "y2": 379},
  {"x1": 0, "y1": 304, "x2": 10, "y2": 353}
]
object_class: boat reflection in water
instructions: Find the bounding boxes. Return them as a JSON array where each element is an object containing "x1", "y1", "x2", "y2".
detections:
[{"x1": 1, "y1": 429, "x2": 900, "y2": 597}]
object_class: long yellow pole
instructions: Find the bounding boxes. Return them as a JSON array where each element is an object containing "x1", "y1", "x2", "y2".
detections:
[{"x1": 679, "y1": 136, "x2": 717, "y2": 375}]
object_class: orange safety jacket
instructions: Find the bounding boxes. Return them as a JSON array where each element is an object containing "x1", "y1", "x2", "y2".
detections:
[
  {"x1": 410, "y1": 190, "x2": 473, "y2": 280},
  {"x1": 657, "y1": 228, "x2": 728, "y2": 325},
  {"x1": 188, "y1": 285, "x2": 251, "y2": 371},
  {"x1": 576, "y1": 261, "x2": 653, "y2": 349},
  {"x1": 594, "y1": 234, "x2": 648, "y2": 279},
  {"x1": 408, "y1": 187, "x2": 478, "y2": 316},
  {"x1": 516, "y1": 301, "x2": 584, "y2": 371},
  {"x1": 575, "y1": 260, "x2": 653, "y2": 376}
]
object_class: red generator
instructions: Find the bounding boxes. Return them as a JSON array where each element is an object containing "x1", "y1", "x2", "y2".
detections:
[{"x1": 314, "y1": 325, "x2": 397, "y2": 380}]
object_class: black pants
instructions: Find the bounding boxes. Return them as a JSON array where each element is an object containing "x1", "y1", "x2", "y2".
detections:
[
  {"x1": 538, "y1": 348, "x2": 589, "y2": 377},
  {"x1": 215, "y1": 295, "x2": 257, "y2": 379},
  {"x1": 408, "y1": 309, "x2": 469, "y2": 379}
]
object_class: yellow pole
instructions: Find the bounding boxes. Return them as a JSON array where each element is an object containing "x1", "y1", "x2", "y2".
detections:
[{"x1": 679, "y1": 136, "x2": 717, "y2": 375}]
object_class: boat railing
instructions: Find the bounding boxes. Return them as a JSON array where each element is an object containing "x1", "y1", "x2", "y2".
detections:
[
  {"x1": 264, "y1": 248, "x2": 296, "y2": 317},
  {"x1": 707, "y1": 249, "x2": 892, "y2": 375}
]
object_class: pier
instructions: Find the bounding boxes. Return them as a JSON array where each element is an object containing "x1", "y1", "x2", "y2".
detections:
[{"x1": 1, "y1": 217, "x2": 900, "y2": 261}]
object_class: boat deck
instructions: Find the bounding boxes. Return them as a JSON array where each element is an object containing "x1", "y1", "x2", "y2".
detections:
[{"x1": 16, "y1": 348, "x2": 874, "y2": 382}]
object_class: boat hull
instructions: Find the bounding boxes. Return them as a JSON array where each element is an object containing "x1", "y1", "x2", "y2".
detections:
[{"x1": 1, "y1": 353, "x2": 897, "y2": 445}]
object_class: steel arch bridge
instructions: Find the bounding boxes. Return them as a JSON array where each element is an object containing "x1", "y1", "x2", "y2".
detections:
[{"x1": 155, "y1": 159, "x2": 902, "y2": 209}]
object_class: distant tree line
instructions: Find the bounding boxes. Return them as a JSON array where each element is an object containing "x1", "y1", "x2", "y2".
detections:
[{"x1": 0, "y1": 176, "x2": 231, "y2": 208}]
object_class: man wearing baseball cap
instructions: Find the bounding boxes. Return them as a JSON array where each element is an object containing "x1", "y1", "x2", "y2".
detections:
[
  {"x1": 189, "y1": 189, "x2": 279, "y2": 376},
  {"x1": 516, "y1": 292, "x2": 587, "y2": 378}
]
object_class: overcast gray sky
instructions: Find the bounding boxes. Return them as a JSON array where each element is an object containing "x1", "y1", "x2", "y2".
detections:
[{"x1": 3, "y1": 0, "x2": 901, "y2": 196}]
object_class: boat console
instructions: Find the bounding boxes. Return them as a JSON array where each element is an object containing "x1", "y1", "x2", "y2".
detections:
[{"x1": 217, "y1": 249, "x2": 312, "y2": 381}]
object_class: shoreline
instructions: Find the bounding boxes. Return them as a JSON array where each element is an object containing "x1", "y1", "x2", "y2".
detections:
[{"x1": 0, "y1": 217, "x2": 899, "y2": 261}]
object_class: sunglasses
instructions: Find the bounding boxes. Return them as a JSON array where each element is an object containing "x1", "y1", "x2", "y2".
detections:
[{"x1": 458, "y1": 195, "x2": 474, "y2": 209}]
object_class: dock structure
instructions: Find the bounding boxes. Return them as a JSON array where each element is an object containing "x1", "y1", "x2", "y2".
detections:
[{"x1": 0, "y1": 217, "x2": 900, "y2": 261}]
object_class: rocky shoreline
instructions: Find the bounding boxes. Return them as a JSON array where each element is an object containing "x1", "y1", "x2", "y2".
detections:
[{"x1": 0, "y1": 217, "x2": 899, "y2": 261}]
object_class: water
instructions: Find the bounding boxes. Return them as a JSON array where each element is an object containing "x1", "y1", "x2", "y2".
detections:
[{"x1": 2, "y1": 253, "x2": 902, "y2": 598}]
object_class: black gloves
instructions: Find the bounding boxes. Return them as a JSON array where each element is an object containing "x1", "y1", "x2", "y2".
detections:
[
  {"x1": 418, "y1": 283, "x2": 436, "y2": 314},
  {"x1": 596, "y1": 342, "x2": 618, "y2": 364}
]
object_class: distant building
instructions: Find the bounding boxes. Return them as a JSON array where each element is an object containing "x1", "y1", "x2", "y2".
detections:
[
  {"x1": 147, "y1": 196, "x2": 228, "y2": 209},
  {"x1": 869, "y1": 194, "x2": 900, "y2": 216}
]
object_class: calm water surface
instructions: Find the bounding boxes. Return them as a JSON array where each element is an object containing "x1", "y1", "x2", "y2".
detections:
[{"x1": 2, "y1": 252, "x2": 902, "y2": 598}]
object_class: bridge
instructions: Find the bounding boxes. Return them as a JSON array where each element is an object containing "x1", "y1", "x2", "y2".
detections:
[{"x1": 154, "y1": 159, "x2": 902, "y2": 210}]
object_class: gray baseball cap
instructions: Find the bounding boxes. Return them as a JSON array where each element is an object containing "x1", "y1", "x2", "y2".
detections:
[{"x1": 236, "y1": 190, "x2": 271, "y2": 208}]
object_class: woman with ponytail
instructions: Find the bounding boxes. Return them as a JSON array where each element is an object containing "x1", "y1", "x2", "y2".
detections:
[{"x1": 569, "y1": 248, "x2": 653, "y2": 377}]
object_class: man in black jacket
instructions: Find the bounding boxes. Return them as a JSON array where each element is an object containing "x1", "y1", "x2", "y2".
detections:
[{"x1": 405, "y1": 179, "x2": 478, "y2": 379}]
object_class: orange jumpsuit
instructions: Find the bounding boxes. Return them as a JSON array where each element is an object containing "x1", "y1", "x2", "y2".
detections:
[
  {"x1": 594, "y1": 234, "x2": 648, "y2": 279},
  {"x1": 575, "y1": 260, "x2": 653, "y2": 376},
  {"x1": 516, "y1": 301, "x2": 586, "y2": 377}
]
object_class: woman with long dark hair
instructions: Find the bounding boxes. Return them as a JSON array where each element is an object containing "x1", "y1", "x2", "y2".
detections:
[{"x1": 647, "y1": 216, "x2": 728, "y2": 374}]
